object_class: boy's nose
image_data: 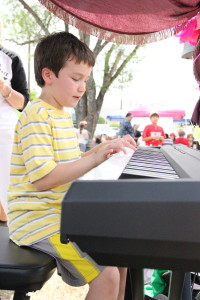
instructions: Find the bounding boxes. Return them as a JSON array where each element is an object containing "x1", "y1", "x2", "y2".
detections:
[{"x1": 78, "y1": 82, "x2": 86, "y2": 92}]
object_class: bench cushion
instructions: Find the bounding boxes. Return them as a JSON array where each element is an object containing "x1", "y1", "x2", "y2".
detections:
[{"x1": 0, "y1": 227, "x2": 56, "y2": 292}]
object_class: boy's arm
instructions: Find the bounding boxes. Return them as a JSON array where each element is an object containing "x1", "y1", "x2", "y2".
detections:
[
  {"x1": 33, "y1": 136, "x2": 136, "y2": 191},
  {"x1": 33, "y1": 153, "x2": 97, "y2": 191}
]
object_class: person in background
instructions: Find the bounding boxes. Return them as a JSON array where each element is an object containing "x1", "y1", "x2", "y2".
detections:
[
  {"x1": 105, "y1": 135, "x2": 112, "y2": 141},
  {"x1": 169, "y1": 132, "x2": 176, "y2": 143},
  {"x1": 162, "y1": 133, "x2": 173, "y2": 146},
  {"x1": 76, "y1": 121, "x2": 89, "y2": 152},
  {"x1": 94, "y1": 135, "x2": 102, "y2": 145},
  {"x1": 187, "y1": 133, "x2": 195, "y2": 148},
  {"x1": 119, "y1": 112, "x2": 134, "y2": 137},
  {"x1": 133, "y1": 124, "x2": 141, "y2": 145},
  {"x1": 8, "y1": 31, "x2": 136, "y2": 300},
  {"x1": 175, "y1": 129, "x2": 190, "y2": 146},
  {"x1": 0, "y1": 19, "x2": 29, "y2": 225},
  {"x1": 142, "y1": 112, "x2": 165, "y2": 146},
  {"x1": 137, "y1": 135, "x2": 146, "y2": 146}
]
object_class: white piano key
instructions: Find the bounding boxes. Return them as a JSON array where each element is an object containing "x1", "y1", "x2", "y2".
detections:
[{"x1": 80, "y1": 148, "x2": 134, "y2": 180}]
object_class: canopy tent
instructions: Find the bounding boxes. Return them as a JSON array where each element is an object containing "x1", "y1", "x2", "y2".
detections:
[
  {"x1": 129, "y1": 107, "x2": 185, "y2": 120},
  {"x1": 39, "y1": 0, "x2": 200, "y2": 45},
  {"x1": 106, "y1": 106, "x2": 185, "y2": 121},
  {"x1": 106, "y1": 109, "x2": 128, "y2": 122}
]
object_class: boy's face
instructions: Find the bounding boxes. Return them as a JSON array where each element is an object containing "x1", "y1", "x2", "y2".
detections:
[
  {"x1": 150, "y1": 115, "x2": 159, "y2": 125},
  {"x1": 46, "y1": 58, "x2": 93, "y2": 109}
]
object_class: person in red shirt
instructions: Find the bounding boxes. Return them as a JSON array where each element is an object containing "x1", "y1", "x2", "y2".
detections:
[
  {"x1": 175, "y1": 129, "x2": 190, "y2": 146},
  {"x1": 169, "y1": 132, "x2": 176, "y2": 144},
  {"x1": 142, "y1": 112, "x2": 165, "y2": 146}
]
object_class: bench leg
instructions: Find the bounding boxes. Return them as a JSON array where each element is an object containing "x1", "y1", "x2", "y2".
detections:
[{"x1": 13, "y1": 291, "x2": 30, "y2": 300}]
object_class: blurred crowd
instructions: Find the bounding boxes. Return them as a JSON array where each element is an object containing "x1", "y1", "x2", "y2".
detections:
[{"x1": 80, "y1": 112, "x2": 198, "y2": 152}]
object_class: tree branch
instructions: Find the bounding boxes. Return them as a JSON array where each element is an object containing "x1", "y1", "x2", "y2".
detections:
[
  {"x1": 109, "y1": 50, "x2": 124, "y2": 77},
  {"x1": 110, "y1": 45, "x2": 140, "y2": 83},
  {"x1": 79, "y1": 32, "x2": 90, "y2": 46},
  {"x1": 6, "y1": 38, "x2": 41, "y2": 45},
  {"x1": 97, "y1": 45, "x2": 140, "y2": 107},
  {"x1": 104, "y1": 44, "x2": 116, "y2": 79},
  {"x1": 93, "y1": 39, "x2": 109, "y2": 58},
  {"x1": 17, "y1": 0, "x2": 50, "y2": 35}
]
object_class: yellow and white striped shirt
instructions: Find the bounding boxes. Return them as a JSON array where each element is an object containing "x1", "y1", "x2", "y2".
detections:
[{"x1": 8, "y1": 99, "x2": 80, "y2": 246}]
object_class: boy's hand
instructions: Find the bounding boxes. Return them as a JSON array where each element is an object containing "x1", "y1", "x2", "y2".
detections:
[
  {"x1": 122, "y1": 134, "x2": 137, "y2": 149},
  {"x1": 92, "y1": 136, "x2": 136, "y2": 167}
]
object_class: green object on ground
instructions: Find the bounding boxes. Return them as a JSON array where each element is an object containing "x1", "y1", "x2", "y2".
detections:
[{"x1": 145, "y1": 269, "x2": 169, "y2": 298}]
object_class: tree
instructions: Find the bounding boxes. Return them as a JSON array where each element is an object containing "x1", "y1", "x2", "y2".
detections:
[
  {"x1": 2, "y1": 0, "x2": 143, "y2": 137},
  {"x1": 2, "y1": 0, "x2": 61, "y2": 90},
  {"x1": 97, "y1": 116, "x2": 106, "y2": 124}
]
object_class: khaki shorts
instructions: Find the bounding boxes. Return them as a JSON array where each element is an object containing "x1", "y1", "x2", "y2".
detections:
[{"x1": 30, "y1": 233, "x2": 104, "y2": 287}]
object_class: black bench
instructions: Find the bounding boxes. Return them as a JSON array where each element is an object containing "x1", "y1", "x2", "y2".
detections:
[{"x1": 0, "y1": 227, "x2": 56, "y2": 300}]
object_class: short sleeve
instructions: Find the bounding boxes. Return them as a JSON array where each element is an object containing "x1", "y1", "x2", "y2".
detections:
[
  {"x1": 18, "y1": 113, "x2": 57, "y2": 183},
  {"x1": 142, "y1": 126, "x2": 148, "y2": 137}
]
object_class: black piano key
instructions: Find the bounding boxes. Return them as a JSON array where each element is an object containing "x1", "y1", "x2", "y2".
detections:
[
  {"x1": 121, "y1": 146, "x2": 179, "y2": 179},
  {"x1": 122, "y1": 168, "x2": 179, "y2": 179},
  {"x1": 126, "y1": 161, "x2": 176, "y2": 172}
]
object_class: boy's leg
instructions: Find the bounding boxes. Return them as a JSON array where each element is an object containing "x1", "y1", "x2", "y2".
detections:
[
  {"x1": 118, "y1": 267, "x2": 128, "y2": 300},
  {"x1": 86, "y1": 266, "x2": 120, "y2": 300},
  {"x1": 30, "y1": 235, "x2": 122, "y2": 293},
  {"x1": 87, "y1": 267, "x2": 127, "y2": 300},
  {"x1": 30, "y1": 234, "x2": 127, "y2": 300}
]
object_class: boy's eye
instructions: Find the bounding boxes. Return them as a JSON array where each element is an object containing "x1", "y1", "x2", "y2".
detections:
[{"x1": 72, "y1": 78, "x2": 88, "y2": 84}]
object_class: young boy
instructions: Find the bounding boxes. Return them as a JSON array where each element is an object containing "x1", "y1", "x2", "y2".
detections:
[
  {"x1": 8, "y1": 32, "x2": 136, "y2": 300},
  {"x1": 142, "y1": 112, "x2": 165, "y2": 146}
]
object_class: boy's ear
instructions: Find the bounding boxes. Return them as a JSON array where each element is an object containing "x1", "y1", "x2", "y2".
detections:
[{"x1": 41, "y1": 68, "x2": 53, "y2": 85}]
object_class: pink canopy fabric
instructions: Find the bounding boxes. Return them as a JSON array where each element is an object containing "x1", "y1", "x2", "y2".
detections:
[
  {"x1": 129, "y1": 107, "x2": 185, "y2": 120},
  {"x1": 38, "y1": 0, "x2": 200, "y2": 44}
]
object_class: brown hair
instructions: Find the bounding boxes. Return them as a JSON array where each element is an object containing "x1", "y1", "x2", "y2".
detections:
[
  {"x1": 34, "y1": 31, "x2": 95, "y2": 87},
  {"x1": 150, "y1": 112, "x2": 159, "y2": 118},
  {"x1": 187, "y1": 133, "x2": 193, "y2": 139},
  {"x1": 79, "y1": 123, "x2": 85, "y2": 134}
]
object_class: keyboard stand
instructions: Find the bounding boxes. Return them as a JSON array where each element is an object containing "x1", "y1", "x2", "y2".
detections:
[
  {"x1": 169, "y1": 271, "x2": 185, "y2": 300},
  {"x1": 129, "y1": 268, "x2": 144, "y2": 300}
]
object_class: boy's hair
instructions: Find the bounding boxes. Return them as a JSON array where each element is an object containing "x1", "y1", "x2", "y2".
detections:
[
  {"x1": 126, "y1": 113, "x2": 132, "y2": 118},
  {"x1": 34, "y1": 31, "x2": 95, "y2": 87},
  {"x1": 150, "y1": 112, "x2": 159, "y2": 118}
]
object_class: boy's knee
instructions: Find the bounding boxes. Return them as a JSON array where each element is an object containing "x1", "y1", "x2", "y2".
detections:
[
  {"x1": 89, "y1": 266, "x2": 120, "y2": 297},
  {"x1": 103, "y1": 266, "x2": 120, "y2": 288}
]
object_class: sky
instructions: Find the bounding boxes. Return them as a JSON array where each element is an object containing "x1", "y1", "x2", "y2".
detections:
[{"x1": 101, "y1": 37, "x2": 199, "y2": 119}]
